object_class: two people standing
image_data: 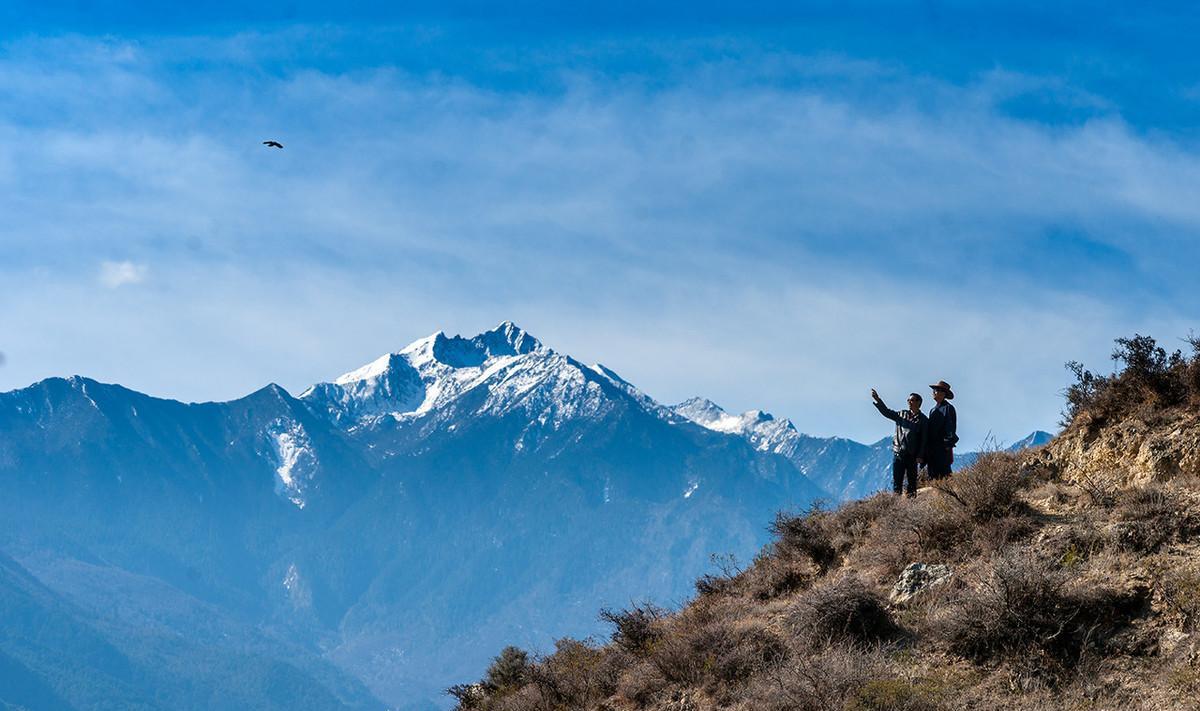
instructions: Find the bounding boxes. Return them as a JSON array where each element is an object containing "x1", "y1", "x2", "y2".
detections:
[{"x1": 870, "y1": 380, "x2": 958, "y2": 497}]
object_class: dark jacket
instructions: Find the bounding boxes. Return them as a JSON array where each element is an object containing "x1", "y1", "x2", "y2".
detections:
[
  {"x1": 924, "y1": 400, "x2": 958, "y2": 461},
  {"x1": 873, "y1": 401, "x2": 928, "y2": 458}
]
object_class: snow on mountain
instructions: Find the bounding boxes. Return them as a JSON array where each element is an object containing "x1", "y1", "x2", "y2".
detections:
[
  {"x1": 266, "y1": 419, "x2": 318, "y2": 509},
  {"x1": 0, "y1": 320, "x2": 1055, "y2": 710},
  {"x1": 673, "y1": 397, "x2": 748, "y2": 434},
  {"x1": 673, "y1": 397, "x2": 811, "y2": 459},
  {"x1": 301, "y1": 322, "x2": 654, "y2": 443}
]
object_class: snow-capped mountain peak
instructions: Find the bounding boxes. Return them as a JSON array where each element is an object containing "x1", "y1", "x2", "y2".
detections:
[
  {"x1": 333, "y1": 352, "x2": 399, "y2": 386},
  {"x1": 674, "y1": 397, "x2": 791, "y2": 438},
  {"x1": 673, "y1": 397, "x2": 745, "y2": 433},
  {"x1": 302, "y1": 323, "x2": 615, "y2": 431},
  {"x1": 1009, "y1": 430, "x2": 1054, "y2": 450}
]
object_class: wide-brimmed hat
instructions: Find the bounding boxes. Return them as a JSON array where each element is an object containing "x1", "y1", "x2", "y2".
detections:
[{"x1": 929, "y1": 380, "x2": 955, "y2": 399}]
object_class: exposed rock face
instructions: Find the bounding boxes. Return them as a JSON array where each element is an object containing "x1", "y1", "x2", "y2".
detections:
[
  {"x1": 1041, "y1": 410, "x2": 1200, "y2": 488},
  {"x1": 889, "y1": 562, "x2": 952, "y2": 605}
]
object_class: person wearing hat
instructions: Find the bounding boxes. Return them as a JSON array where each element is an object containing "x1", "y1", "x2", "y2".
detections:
[
  {"x1": 924, "y1": 380, "x2": 958, "y2": 479},
  {"x1": 870, "y1": 388, "x2": 927, "y2": 497}
]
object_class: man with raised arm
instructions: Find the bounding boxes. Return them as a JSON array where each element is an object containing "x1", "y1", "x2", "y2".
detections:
[
  {"x1": 924, "y1": 380, "x2": 959, "y2": 480},
  {"x1": 870, "y1": 388, "x2": 927, "y2": 497}
]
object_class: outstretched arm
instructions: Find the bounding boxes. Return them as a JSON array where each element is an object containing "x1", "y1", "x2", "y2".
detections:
[{"x1": 870, "y1": 389, "x2": 900, "y2": 422}]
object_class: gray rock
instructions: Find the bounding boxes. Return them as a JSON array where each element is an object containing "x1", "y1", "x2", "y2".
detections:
[{"x1": 890, "y1": 563, "x2": 952, "y2": 604}]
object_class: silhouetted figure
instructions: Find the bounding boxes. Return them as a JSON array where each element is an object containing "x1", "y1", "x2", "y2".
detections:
[
  {"x1": 871, "y1": 388, "x2": 927, "y2": 497},
  {"x1": 262, "y1": 140, "x2": 283, "y2": 149},
  {"x1": 924, "y1": 380, "x2": 958, "y2": 479}
]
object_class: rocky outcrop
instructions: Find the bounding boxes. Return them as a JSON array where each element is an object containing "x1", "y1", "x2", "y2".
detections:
[
  {"x1": 1041, "y1": 410, "x2": 1200, "y2": 488},
  {"x1": 889, "y1": 563, "x2": 952, "y2": 605}
]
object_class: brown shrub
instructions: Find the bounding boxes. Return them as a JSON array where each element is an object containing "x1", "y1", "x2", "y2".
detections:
[
  {"x1": 829, "y1": 493, "x2": 902, "y2": 554},
  {"x1": 647, "y1": 606, "x2": 787, "y2": 691},
  {"x1": 770, "y1": 506, "x2": 839, "y2": 574},
  {"x1": 745, "y1": 643, "x2": 887, "y2": 711},
  {"x1": 1161, "y1": 566, "x2": 1200, "y2": 633},
  {"x1": 1044, "y1": 509, "x2": 1109, "y2": 564},
  {"x1": 742, "y1": 550, "x2": 813, "y2": 600},
  {"x1": 789, "y1": 574, "x2": 900, "y2": 646},
  {"x1": 526, "y1": 638, "x2": 621, "y2": 709},
  {"x1": 447, "y1": 682, "x2": 489, "y2": 710},
  {"x1": 845, "y1": 678, "x2": 943, "y2": 711},
  {"x1": 1064, "y1": 334, "x2": 1198, "y2": 423},
  {"x1": 1113, "y1": 485, "x2": 1197, "y2": 553},
  {"x1": 855, "y1": 497, "x2": 971, "y2": 581},
  {"x1": 613, "y1": 660, "x2": 668, "y2": 707},
  {"x1": 931, "y1": 548, "x2": 1146, "y2": 683},
  {"x1": 486, "y1": 646, "x2": 531, "y2": 690},
  {"x1": 694, "y1": 572, "x2": 735, "y2": 597},
  {"x1": 487, "y1": 684, "x2": 545, "y2": 711},
  {"x1": 969, "y1": 514, "x2": 1038, "y2": 557},
  {"x1": 598, "y1": 602, "x2": 667, "y2": 657},
  {"x1": 935, "y1": 451, "x2": 1033, "y2": 523}
]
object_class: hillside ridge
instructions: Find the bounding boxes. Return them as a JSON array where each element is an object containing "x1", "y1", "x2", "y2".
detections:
[{"x1": 450, "y1": 334, "x2": 1200, "y2": 711}]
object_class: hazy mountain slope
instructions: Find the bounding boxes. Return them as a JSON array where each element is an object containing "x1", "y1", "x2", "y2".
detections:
[
  {"x1": 290, "y1": 326, "x2": 829, "y2": 703},
  {"x1": 0, "y1": 322, "x2": 1045, "y2": 709}
]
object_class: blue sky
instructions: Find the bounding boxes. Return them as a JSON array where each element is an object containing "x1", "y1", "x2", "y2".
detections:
[{"x1": 2, "y1": 3, "x2": 1199, "y2": 446}]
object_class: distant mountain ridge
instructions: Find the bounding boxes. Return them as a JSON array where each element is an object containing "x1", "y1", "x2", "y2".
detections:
[
  {"x1": 672, "y1": 395, "x2": 1052, "y2": 500},
  {"x1": 0, "y1": 322, "x2": 1050, "y2": 710}
]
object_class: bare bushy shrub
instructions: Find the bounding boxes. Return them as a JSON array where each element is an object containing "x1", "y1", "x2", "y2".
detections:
[
  {"x1": 845, "y1": 678, "x2": 943, "y2": 711},
  {"x1": 935, "y1": 451, "x2": 1032, "y2": 523},
  {"x1": 613, "y1": 660, "x2": 668, "y2": 707},
  {"x1": 770, "y1": 505, "x2": 838, "y2": 574},
  {"x1": 486, "y1": 646, "x2": 530, "y2": 690},
  {"x1": 447, "y1": 682, "x2": 488, "y2": 710},
  {"x1": 449, "y1": 646, "x2": 532, "y2": 710},
  {"x1": 693, "y1": 552, "x2": 744, "y2": 598},
  {"x1": 1064, "y1": 334, "x2": 1200, "y2": 424},
  {"x1": 969, "y1": 514, "x2": 1038, "y2": 557},
  {"x1": 647, "y1": 605, "x2": 787, "y2": 690},
  {"x1": 1113, "y1": 485, "x2": 1197, "y2": 552},
  {"x1": 747, "y1": 642, "x2": 887, "y2": 711},
  {"x1": 599, "y1": 602, "x2": 667, "y2": 657},
  {"x1": 829, "y1": 493, "x2": 902, "y2": 553},
  {"x1": 648, "y1": 614, "x2": 787, "y2": 691},
  {"x1": 932, "y1": 548, "x2": 1145, "y2": 683},
  {"x1": 742, "y1": 550, "x2": 813, "y2": 600},
  {"x1": 485, "y1": 684, "x2": 544, "y2": 711},
  {"x1": 527, "y1": 638, "x2": 621, "y2": 709},
  {"x1": 856, "y1": 497, "x2": 971, "y2": 580},
  {"x1": 1161, "y1": 567, "x2": 1200, "y2": 633},
  {"x1": 789, "y1": 574, "x2": 900, "y2": 645}
]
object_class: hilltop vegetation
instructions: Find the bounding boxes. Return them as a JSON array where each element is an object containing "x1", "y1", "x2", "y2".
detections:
[{"x1": 452, "y1": 335, "x2": 1200, "y2": 711}]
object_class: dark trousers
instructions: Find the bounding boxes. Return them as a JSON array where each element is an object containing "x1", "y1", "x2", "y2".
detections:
[
  {"x1": 892, "y1": 455, "x2": 918, "y2": 496},
  {"x1": 927, "y1": 449, "x2": 953, "y2": 480}
]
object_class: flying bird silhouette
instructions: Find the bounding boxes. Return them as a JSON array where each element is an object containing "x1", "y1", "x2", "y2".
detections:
[{"x1": 262, "y1": 140, "x2": 283, "y2": 149}]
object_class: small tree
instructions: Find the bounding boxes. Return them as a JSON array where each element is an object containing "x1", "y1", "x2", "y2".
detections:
[{"x1": 484, "y1": 646, "x2": 529, "y2": 691}]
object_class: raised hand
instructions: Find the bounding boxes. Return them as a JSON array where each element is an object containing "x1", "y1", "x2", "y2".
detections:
[{"x1": 870, "y1": 388, "x2": 881, "y2": 403}]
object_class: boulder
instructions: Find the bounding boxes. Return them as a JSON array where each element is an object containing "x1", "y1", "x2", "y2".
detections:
[{"x1": 890, "y1": 563, "x2": 952, "y2": 605}]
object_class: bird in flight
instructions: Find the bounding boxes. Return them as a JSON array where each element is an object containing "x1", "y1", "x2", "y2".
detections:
[{"x1": 262, "y1": 140, "x2": 283, "y2": 149}]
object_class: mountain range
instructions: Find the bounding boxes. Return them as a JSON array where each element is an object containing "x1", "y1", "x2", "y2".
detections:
[{"x1": 0, "y1": 322, "x2": 1049, "y2": 709}]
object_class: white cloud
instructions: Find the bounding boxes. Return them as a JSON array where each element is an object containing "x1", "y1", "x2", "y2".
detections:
[
  {"x1": 1, "y1": 32, "x2": 1198, "y2": 447},
  {"x1": 98, "y1": 260, "x2": 147, "y2": 288}
]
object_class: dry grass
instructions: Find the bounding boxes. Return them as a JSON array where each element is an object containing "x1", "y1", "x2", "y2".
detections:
[
  {"x1": 788, "y1": 574, "x2": 900, "y2": 646},
  {"x1": 1112, "y1": 484, "x2": 1199, "y2": 553}
]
